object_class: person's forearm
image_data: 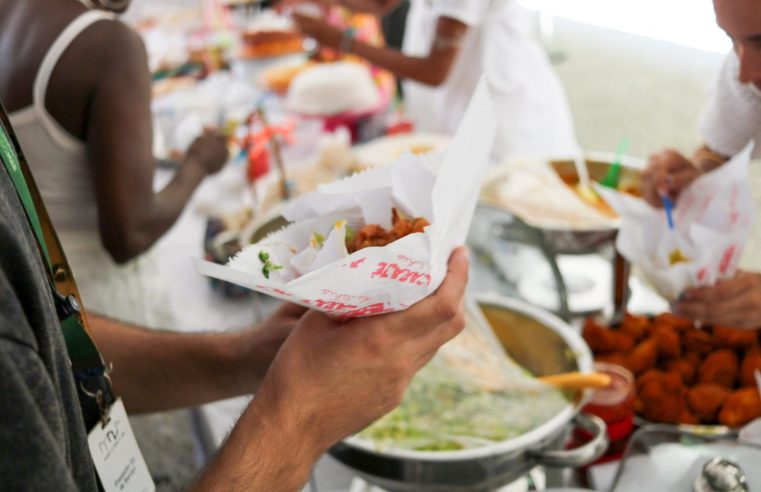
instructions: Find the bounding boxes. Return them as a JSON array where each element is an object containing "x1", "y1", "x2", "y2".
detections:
[
  {"x1": 88, "y1": 314, "x2": 278, "y2": 413},
  {"x1": 338, "y1": 0, "x2": 399, "y2": 15},
  {"x1": 349, "y1": 41, "x2": 450, "y2": 86},
  {"x1": 191, "y1": 397, "x2": 322, "y2": 492},
  {"x1": 115, "y1": 159, "x2": 206, "y2": 261}
]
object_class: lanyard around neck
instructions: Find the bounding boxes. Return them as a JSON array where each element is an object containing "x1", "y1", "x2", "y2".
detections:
[{"x1": 0, "y1": 108, "x2": 115, "y2": 423}]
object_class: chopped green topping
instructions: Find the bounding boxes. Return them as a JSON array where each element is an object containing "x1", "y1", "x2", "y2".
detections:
[
  {"x1": 258, "y1": 250, "x2": 282, "y2": 279},
  {"x1": 262, "y1": 263, "x2": 283, "y2": 279},
  {"x1": 311, "y1": 232, "x2": 325, "y2": 249},
  {"x1": 345, "y1": 226, "x2": 356, "y2": 246}
]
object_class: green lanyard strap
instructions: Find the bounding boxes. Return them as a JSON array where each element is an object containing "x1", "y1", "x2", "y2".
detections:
[{"x1": 0, "y1": 108, "x2": 114, "y2": 425}]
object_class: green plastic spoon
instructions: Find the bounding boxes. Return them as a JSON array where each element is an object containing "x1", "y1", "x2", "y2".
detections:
[{"x1": 601, "y1": 138, "x2": 631, "y2": 189}]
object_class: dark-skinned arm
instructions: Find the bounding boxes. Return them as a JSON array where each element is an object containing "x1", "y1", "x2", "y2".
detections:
[
  {"x1": 293, "y1": 13, "x2": 467, "y2": 86},
  {"x1": 337, "y1": 0, "x2": 399, "y2": 15},
  {"x1": 85, "y1": 24, "x2": 227, "y2": 264}
]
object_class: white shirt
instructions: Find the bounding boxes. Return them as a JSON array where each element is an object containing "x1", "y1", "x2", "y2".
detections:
[
  {"x1": 402, "y1": 0, "x2": 577, "y2": 160},
  {"x1": 700, "y1": 51, "x2": 761, "y2": 159}
]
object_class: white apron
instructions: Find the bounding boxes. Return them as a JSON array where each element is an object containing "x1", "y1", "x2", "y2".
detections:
[{"x1": 402, "y1": 0, "x2": 578, "y2": 160}]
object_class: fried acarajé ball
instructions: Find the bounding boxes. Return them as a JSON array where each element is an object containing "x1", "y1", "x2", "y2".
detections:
[
  {"x1": 596, "y1": 352, "x2": 627, "y2": 367},
  {"x1": 583, "y1": 318, "x2": 616, "y2": 354},
  {"x1": 686, "y1": 383, "x2": 731, "y2": 423},
  {"x1": 347, "y1": 209, "x2": 429, "y2": 253},
  {"x1": 391, "y1": 208, "x2": 429, "y2": 238},
  {"x1": 712, "y1": 325, "x2": 759, "y2": 351},
  {"x1": 609, "y1": 331, "x2": 635, "y2": 354},
  {"x1": 637, "y1": 369, "x2": 682, "y2": 391},
  {"x1": 679, "y1": 408, "x2": 701, "y2": 426},
  {"x1": 662, "y1": 358, "x2": 697, "y2": 385},
  {"x1": 348, "y1": 224, "x2": 393, "y2": 252},
  {"x1": 650, "y1": 326, "x2": 681, "y2": 360},
  {"x1": 740, "y1": 349, "x2": 761, "y2": 387},
  {"x1": 653, "y1": 312, "x2": 695, "y2": 332},
  {"x1": 638, "y1": 376, "x2": 685, "y2": 424},
  {"x1": 683, "y1": 329, "x2": 715, "y2": 356},
  {"x1": 620, "y1": 313, "x2": 651, "y2": 341},
  {"x1": 697, "y1": 350, "x2": 739, "y2": 388},
  {"x1": 624, "y1": 338, "x2": 658, "y2": 375},
  {"x1": 683, "y1": 351, "x2": 703, "y2": 368},
  {"x1": 719, "y1": 388, "x2": 761, "y2": 427}
]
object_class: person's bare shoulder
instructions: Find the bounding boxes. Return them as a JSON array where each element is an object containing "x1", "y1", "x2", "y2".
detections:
[
  {"x1": 75, "y1": 18, "x2": 149, "y2": 83},
  {"x1": 47, "y1": 16, "x2": 150, "y2": 137}
]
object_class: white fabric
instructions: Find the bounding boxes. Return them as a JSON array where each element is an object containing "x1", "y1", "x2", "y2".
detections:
[
  {"x1": 9, "y1": 10, "x2": 173, "y2": 329},
  {"x1": 699, "y1": 51, "x2": 761, "y2": 160},
  {"x1": 402, "y1": 0, "x2": 577, "y2": 160}
]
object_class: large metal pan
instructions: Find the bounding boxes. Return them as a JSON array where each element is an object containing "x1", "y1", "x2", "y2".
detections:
[{"x1": 329, "y1": 295, "x2": 607, "y2": 492}]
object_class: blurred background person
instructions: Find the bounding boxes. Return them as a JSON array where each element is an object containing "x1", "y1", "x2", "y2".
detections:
[
  {"x1": 289, "y1": 0, "x2": 578, "y2": 160},
  {"x1": 641, "y1": 0, "x2": 761, "y2": 329},
  {"x1": 0, "y1": 0, "x2": 228, "y2": 328}
]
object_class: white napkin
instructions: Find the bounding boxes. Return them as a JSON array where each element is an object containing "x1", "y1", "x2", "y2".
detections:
[
  {"x1": 196, "y1": 78, "x2": 497, "y2": 317},
  {"x1": 597, "y1": 142, "x2": 755, "y2": 300}
]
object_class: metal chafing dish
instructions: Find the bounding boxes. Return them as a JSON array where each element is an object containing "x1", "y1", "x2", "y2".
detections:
[
  {"x1": 329, "y1": 295, "x2": 607, "y2": 492},
  {"x1": 476, "y1": 154, "x2": 643, "y2": 321}
]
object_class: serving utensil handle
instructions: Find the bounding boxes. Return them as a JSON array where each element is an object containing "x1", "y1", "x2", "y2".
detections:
[{"x1": 530, "y1": 413, "x2": 608, "y2": 468}]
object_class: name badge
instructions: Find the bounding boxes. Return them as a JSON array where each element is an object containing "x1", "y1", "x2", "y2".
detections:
[{"x1": 87, "y1": 398, "x2": 155, "y2": 492}]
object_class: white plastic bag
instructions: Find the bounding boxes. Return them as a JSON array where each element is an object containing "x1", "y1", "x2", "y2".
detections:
[
  {"x1": 597, "y1": 142, "x2": 755, "y2": 300},
  {"x1": 195, "y1": 78, "x2": 497, "y2": 317}
]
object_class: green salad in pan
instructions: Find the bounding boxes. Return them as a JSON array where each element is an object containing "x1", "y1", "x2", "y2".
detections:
[{"x1": 358, "y1": 309, "x2": 569, "y2": 452}]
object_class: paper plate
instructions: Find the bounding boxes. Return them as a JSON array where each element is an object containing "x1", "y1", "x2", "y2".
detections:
[{"x1": 353, "y1": 133, "x2": 452, "y2": 169}]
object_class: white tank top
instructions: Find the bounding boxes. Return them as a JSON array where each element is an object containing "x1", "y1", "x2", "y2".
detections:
[
  {"x1": 8, "y1": 10, "x2": 175, "y2": 330},
  {"x1": 9, "y1": 10, "x2": 114, "y2": 249}
]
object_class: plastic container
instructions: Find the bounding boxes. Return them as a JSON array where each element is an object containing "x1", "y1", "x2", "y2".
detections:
[{"x1": 577, "y1": 362, "x2": 636, "y2": 462}]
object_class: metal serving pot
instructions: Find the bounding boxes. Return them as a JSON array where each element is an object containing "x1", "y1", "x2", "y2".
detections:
[
  {"x1": 479, "y1": 153, "x2": 643, "y2": 255},
  {"x1": 329, "y1": 295, "x2": 608, "y2": 492},
  {"x1": 475, "y1": 155, "x2": 643, "y2": 320}
]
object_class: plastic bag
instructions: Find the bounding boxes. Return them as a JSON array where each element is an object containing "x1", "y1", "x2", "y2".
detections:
[
  {"x1": 357, "y1": 302, "x2": 568, "y2": 451},
  {"x1": 597, "y1": 142, "x2": 755, "y2": 300},
  {"x1": 196, "y1": 78, "x2": 496, "y2": 318}
]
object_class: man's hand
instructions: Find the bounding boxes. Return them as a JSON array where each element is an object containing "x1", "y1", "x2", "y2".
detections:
[
  {"x1": 254, "y1": 246, "x2": 469, "y2": 453},
  {"x1": 192, "y1": 247, "x2": 469, "y2": 491},
  {"x1": 640, "y1": 149, "x2": 701, "y2": 208},
  {"x1": 671, "y1": 272, "x2": 761, "y2": 329},
  {"x1": 228, "y1": 302, "x2": 308, "y2": 392},
  {"x1": 184, "y1": 130, "x2": 229, "y2": 176}
]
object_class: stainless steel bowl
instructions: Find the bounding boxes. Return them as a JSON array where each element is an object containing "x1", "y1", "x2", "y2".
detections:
[
  {"x1": 329, "y1": 295, "x2": 607, "y2": 492},
  {"x1": 479, "y1": 154, "x2": 643, "y2": 255}
]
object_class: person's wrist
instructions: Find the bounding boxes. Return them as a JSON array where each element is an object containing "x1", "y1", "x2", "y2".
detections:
[
  {"x1": 180, "y1": 156, "x2": 210, "y2": 182},
  {"x1": 248, "y1": 382, "x2": 327, "y2": 462},
  {"x1": 339, "y1": 27, "x2": 356, "y2": 55},
  {"x1": 694, "y1": 146, "x2": 728, "y2": 173},
  {"x1": 225, "y1": 327, "x2": 284, "y2": 394}
]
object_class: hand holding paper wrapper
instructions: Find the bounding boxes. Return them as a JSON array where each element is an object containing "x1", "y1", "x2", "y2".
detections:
[
  {"x1": 196, "y1": 78, "x2": 497, "y2": 317},
  {"x1": 597, "y1": 143, "x2": 755, "y2": 301}
]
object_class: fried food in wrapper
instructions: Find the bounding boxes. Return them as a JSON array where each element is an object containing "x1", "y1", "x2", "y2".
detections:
[
  {"x1": 195, "y1": 79, "x2": 496, "y2": 317},
  {"x1": 357, "y1": 303, "x2": 568, "y2": 451},
  {"x1": 596, "y1": 143, "x2": 755, "y2": 300}
]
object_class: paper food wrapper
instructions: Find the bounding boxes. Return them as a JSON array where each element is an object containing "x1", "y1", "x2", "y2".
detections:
[
  {"x1": 482, "y1": 160, "x2": 620, "y2": 230},
  {"x1": 195, "y1": 78, "x2": 496, "y2": 317},
  {"x1": 597, "y1": 142, "x2": 755, "y2": 300}
]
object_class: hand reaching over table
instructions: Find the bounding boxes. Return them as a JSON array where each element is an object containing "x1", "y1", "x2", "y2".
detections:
[
  {"x1": 252, "y1": 246, "x2": 468, "y2": 452},
  {"x1": 184, "y1": 129, "x2": 229, "y2": 177},
  {"x1": 672, "y1": 272, "x2": 761, "y2": 330},
  {"x1": 640, "y1": 149, "x2": 701, "y2": 208}
]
